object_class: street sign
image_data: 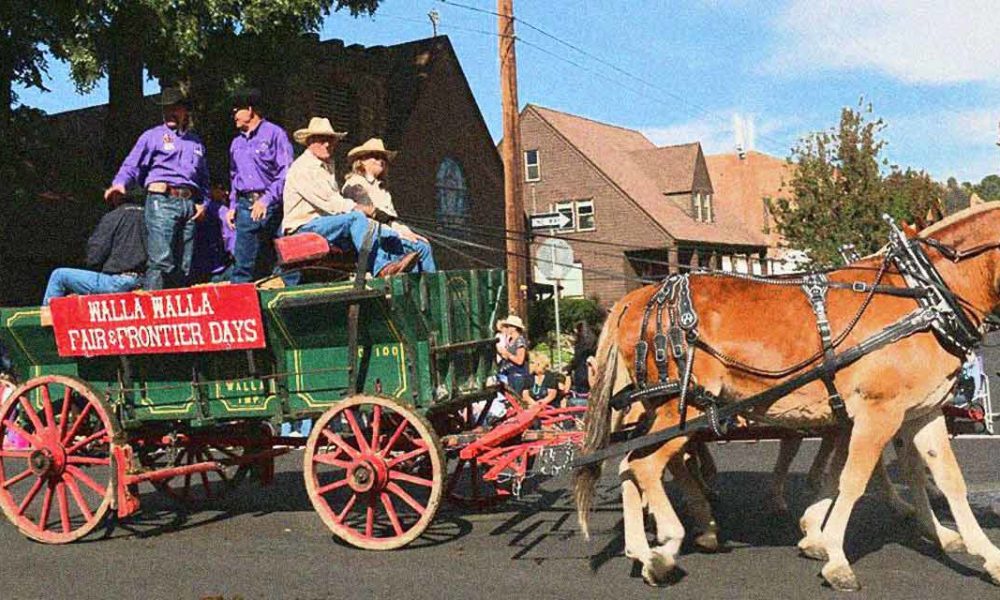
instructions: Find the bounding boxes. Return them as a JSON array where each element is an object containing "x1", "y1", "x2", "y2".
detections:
[
  {"x1": 530, "y1": 211, "x2": 572, "y2": 230},
  {"x1": 535, "y1": 238, "x2": 575, "y2": 281}
]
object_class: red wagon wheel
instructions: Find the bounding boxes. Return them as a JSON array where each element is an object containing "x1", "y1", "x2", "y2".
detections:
[
  {"x1": 0, "y1": 375, "x2": 117, "y2": 543},
  {"x1": 304, "y1": 395, "x2": 444, "y2": 550}
]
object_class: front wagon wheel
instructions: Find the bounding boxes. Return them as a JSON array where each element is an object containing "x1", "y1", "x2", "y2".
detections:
[
  {"x1": 0, "y1": 375, "x2": 117, "y2": 543},
  {"x1": 304, "y1": 395, "x2": 444, "y2": 550}
]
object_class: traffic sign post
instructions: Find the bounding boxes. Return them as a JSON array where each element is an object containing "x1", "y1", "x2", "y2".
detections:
[{"x1": 535, "y1": 238, "x2": 575, "y2": 370}]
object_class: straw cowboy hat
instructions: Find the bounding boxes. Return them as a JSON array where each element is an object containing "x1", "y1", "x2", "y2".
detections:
[
  {"x1": 347, "y1": 138, "x2": 398, "y2": 162},
  {"x1": 497, "y1": 315, "x2": 525, "y2": 331},
  {"x1": 293, "y1": 117, "x2": 348, "y2": 145}
]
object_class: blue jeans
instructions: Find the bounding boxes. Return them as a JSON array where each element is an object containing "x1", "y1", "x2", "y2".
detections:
[
  {"x1": 232, "y1": 195, "x2": 281, "y2": 283},
  {"x1": 372, "y1": 234, "x2": 437, "y2": 275},
  {"x1": 280, "y1": 419, "x2": 313, "y2": 437},
  {"x1": 43, "y1": 269, "x2": 142, "y2": 305},
  {"x1": 145, "y1": 193, "x2": 196, "y2": 290}
]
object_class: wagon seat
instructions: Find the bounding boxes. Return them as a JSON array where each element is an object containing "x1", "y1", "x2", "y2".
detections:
[{"x1": 274, "y1": 232, "x2": 359, "y2": 281}]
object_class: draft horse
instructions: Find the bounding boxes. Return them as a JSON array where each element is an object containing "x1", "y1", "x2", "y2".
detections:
[{"x1": 573, "y1": 203, "x2": 1000, "y2": 590}]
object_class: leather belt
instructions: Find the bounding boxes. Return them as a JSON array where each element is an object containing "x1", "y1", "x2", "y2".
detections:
[
  {"x1": 148, "y1": 182, "x2": 197, "y2": 200},
  {"x1": 239, "y1": 191, "x2": 264, "y2": 202}
]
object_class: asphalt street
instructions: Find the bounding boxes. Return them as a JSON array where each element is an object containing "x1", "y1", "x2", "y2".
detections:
[{"x1": 1, "y1": 438, "x2": 998, "y2": 600}]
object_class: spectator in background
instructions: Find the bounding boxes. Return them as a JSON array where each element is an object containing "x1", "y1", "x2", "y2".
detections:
[
  {"x1": 522, "y1": 351, "x2": 564, "y2": 408},
  {"x1": 496, "y1": 315, "x2": 528, "y2": 395},
  {"x1": 567, "y1": 320, "x2": 597, "y2": 394}
]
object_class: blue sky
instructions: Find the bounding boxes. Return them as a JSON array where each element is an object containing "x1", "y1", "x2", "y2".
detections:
[{"x1": 16, "y1": 0, "x2": 1000, "y2": 183}]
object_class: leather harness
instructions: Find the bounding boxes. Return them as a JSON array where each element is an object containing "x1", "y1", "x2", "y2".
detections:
[{"x1": 575, "y1": 215, "x2": 996, "y2": 468}]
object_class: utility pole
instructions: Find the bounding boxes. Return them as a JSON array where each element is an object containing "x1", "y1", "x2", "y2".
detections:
[{"x1": 498, "y1": 0, "x2": 528, "y2": 320}]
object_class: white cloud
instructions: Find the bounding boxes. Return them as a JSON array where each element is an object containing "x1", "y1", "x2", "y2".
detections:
[
  {"x1": 885, "y1": 108, "x2": 1000, "y2": 181},
  {"x1": 636, "y1": 111, "x2": 795, "y2": 155},
  {"x1": 770, "y1": 1, "x2": 1000, "y2": 84}
]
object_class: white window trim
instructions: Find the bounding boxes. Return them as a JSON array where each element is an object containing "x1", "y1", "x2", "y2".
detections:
[
  {"x1": 575, "y1": 199, "x2": 595, "y2": 232},
  {"x1": 524, "y1": 149, "x2": 540, "y2": 182},
  {"x1": 554, "y1": 200, "x2": 574, "y2": 232}
]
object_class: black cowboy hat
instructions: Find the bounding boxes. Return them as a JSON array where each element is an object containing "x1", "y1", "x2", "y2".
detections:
[
  {"x1": 158, "y1": 87, "x2": 192, "y2": 108},
  {"x1": 230, "y1": 87, "x2": 263, "y2": 111}
]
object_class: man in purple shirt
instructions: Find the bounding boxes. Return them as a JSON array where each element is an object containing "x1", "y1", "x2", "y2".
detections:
[
  {"x1": 104, "y1": 87, "x2": 210, "y2": 290},
  {"x1": 226, "y1": 88, "x2": 294, "y2": 283}
]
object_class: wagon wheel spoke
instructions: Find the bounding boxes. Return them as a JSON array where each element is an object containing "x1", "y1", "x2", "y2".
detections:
[
  {"x1": 385, "y1": 444, "x2": 428, "y2": 469},
  {"x1": 61, "y1": 402, "x2": 93, "y2": 446},
  {"x1": 17, "y1": 395, "x2": 45, "y2": 435},
  {"x1": 63, "y1": 472, "x2": 94, "y2": 521},
  {"x1": 67, "y1": 456, "x2": 110, "y2": 466},
  {"x1": 65, "y1": 428, "x2": 108, "y2": 455},
  {"x1": 17, "y1": 475, "x2": 45, "y2": 515},
  {"x1": 388, "y1": 471, "x2": 434, "y2": 488},
  {"x1": 380, "y1": 492, "x2": 404, "y2": 537},
  {"x1": 66, "y1": 465, "x2": 105, "y2": 496},
  {"x1": 334, "y1": 493, "x2": 358, "y2": 524},
  {"x1": 320, "y1": 430, "x2": 361, "y2": 460},
  {"x1": 57, "y1": 387, "x2": 73, "y2": 439},
  {"x1": 56, "y1": 481, "x2": 71, "y2": 534},
  {"x1": 4, "y1": 419, "x2": 42, "y2": 449},
  {"x1": 37, "y1": 483, "x2": 54, "y2": 530},
  {"x1": 370, "y1": 405, "x2": 382, "y2": 453},
  {"x1": 364, "y1": 498, "x2": 375, "y2": 538},
  {"x1": 316, "y1": 478, "x2": 351, "y2": 495},
  {"x1": 380, "y1": 418, "x2": 410, "y2": 456},
  {"x1": 3, "y1": 467, "x2": 34, "y2": 489},
  {"x1": 313, "y1": 452, "x2": 352, "y2": 469},
  {"x1": 385, "y1": 482, "x2": 426, "y2": 516},
  {"x1": 0, "y1": 450, "x2": 32, "y2": 460},
  {"x1": 343, "y1": 408, "x2": 371, "y2": 454},
  {"x1": 40, "y1": 386, "x2": 57, "y2": 434}
]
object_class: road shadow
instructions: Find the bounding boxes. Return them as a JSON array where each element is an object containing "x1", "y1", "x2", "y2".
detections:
[{"x1": 93, "y1": 469, "x2": 472, "y2": 549}]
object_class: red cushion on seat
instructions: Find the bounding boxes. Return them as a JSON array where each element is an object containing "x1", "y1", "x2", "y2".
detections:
[{"x1": 275, "y1": 233, "x2": 332, "y2": 265}]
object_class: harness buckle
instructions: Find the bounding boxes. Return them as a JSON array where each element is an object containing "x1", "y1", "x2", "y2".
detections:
[{"x1": 852, "y1": 281, "x2": 868, "y2": 293}]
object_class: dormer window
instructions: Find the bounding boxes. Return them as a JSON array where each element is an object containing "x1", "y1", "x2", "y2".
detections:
[{"x1": 693, "y1": 192, "x2": 713, "y2": 223}]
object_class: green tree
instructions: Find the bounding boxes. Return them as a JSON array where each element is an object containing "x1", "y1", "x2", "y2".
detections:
[
  {"x1": 975, "y1": 174, "x2": 1000, "y2": 201},
  {"x1": 48, "y1": 1, "x2": 382, "y2": 173},
  {"x1": 768, "y1": 103, "x2": 942, "y2": 267}
]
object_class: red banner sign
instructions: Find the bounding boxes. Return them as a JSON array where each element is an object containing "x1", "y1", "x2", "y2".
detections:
[{"x1": 50, "y1": 284, "x2": 266, "y2": 358}]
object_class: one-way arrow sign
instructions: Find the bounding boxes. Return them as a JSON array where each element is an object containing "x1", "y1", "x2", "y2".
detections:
[{"x1": 530, "y1": 211, "x2": 572, "y2": 230}]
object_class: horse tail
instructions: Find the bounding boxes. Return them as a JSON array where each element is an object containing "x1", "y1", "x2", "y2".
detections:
[{"x1": 573, "y1": 302, "x2": 624, "y2": 539}]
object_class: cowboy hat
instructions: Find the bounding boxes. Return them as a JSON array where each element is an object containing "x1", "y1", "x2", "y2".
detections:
[
  {"x1": 158, "y1": 87, "x2": 192, "y2": 108},
  {"x1": 497, "y1": 315, "x2": 525, "y2": 331},
  {"x1": 293, "y1": 117, "x2": 347, "y2": 145},
  {"x1": 230, "y1": 87, "x2": 263, "y2": 111},
  {"x1": 347, "y1": 138, "x2": 398, "y2": 162}
]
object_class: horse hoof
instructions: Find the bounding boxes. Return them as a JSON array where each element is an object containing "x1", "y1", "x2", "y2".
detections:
[
  {"x1": 822, "y1": 563, "x2": 861, "y2": 592},
  {"x1": 797, "y1": 537, "x2": 828, "y2": 561},
  {"x1": 984, "y1": 559, "x2": 1000, "y2": 586},
  {"x1": 694, "y1": 531, "x2": 720, "y2": 553},
  {"x1": 939, "y1": 529, "x2": 966, "y2": 554},
  {"x1": 641, "y1": 552, "x2": 678, "y2": 587}
]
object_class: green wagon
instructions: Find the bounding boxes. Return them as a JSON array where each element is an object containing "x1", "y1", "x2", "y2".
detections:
[{"x1": 0, "y1": 269, "x2": 507, "y2": 549}]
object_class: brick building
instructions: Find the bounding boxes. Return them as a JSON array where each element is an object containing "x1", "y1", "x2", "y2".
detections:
[
  {"x1": 517, "y1": 105, "x2": 769, "y2": 304},
  {"x1": 5, "y1": 35, "x2": 503, "y2": 306}
]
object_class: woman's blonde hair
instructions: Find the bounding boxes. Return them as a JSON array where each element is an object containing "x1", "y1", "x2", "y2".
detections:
[
  {"x1": 528, "y1": 351, "x2": 551, "y2": 372},
  {"x1": 351, "y1": 155, "x2": 388, "y2": 180}
]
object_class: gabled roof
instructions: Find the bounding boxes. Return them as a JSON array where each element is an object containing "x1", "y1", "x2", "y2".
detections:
[
  {"x1": 525, "y1": 104, "x2": 762, "y2": 246},
  {"x1": 705, "y1": 151, "x2": 793, "y2": 247},
  {"x1": 631, "y1": 143, "x2": 701, "y2": 195}
]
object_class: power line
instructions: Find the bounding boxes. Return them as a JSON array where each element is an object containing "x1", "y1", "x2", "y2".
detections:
[{"x1": 435, "y1": 0, "x2": 793, "y2": 152}]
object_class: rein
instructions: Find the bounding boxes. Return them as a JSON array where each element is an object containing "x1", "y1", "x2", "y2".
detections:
[{"x1": 572, "y1": 215, "x2": 1000, "y2": 469}]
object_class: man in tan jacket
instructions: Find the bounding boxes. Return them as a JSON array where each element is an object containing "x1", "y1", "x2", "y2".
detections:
[{"x1": 282, "y1": 118, "x2": 416, "y2": 278}]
